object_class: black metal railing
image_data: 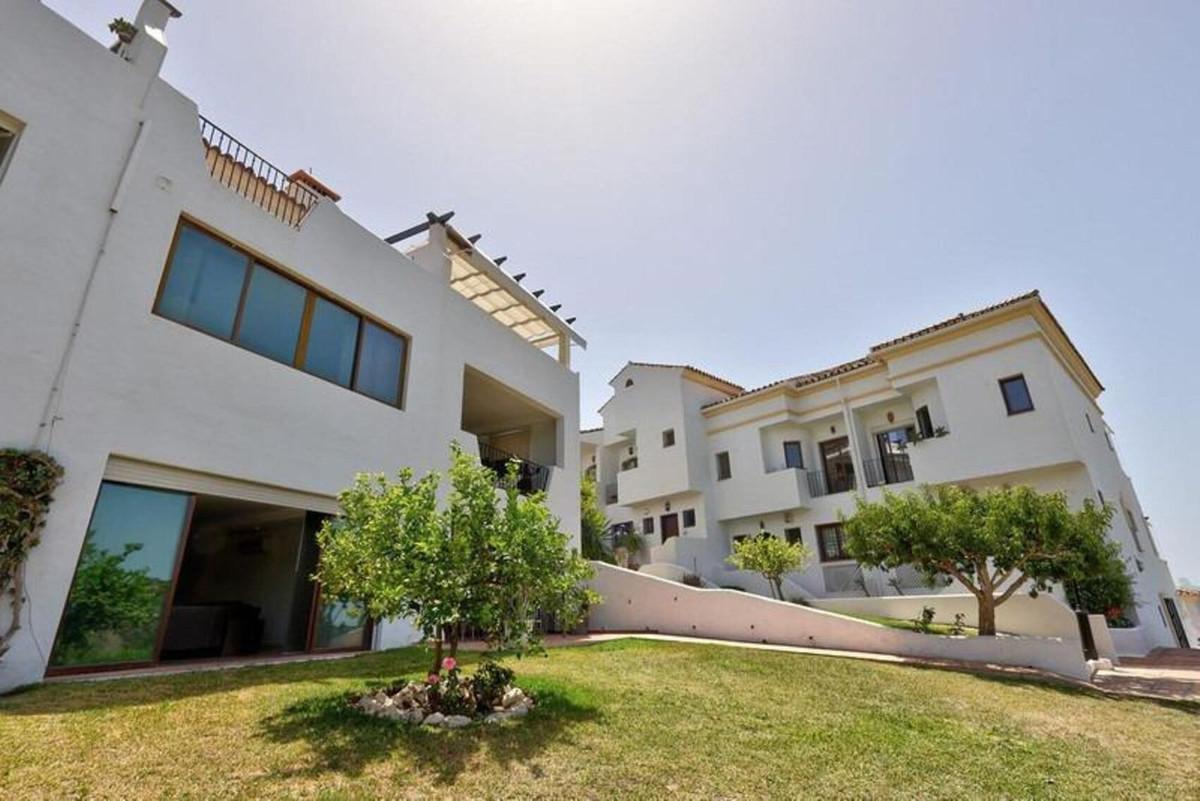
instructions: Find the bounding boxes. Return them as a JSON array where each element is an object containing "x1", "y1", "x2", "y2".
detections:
[
  {"x1": 198, "y1": 115, "x2": 319, "y2": 227},
  {"x1": 806, "y1": 468, "x2": 857, "y2": 497},
  {"x1": 863, "y1": 453, "x2": 914, "y2": 488},
  {"x1": 620, "y1": 456, "x2": 639, "y2": 472},
  {"x1": 478, "y1": 443, "x2": 551, "y2": 495}
]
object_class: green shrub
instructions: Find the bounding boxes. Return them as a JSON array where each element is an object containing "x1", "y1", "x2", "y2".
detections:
[
  {"x1": 1, "y1": 450, "x2": 64, "y2": 659},
  {"x1": 472, "y1": 660, "x2": 515, "y2": 712},
  {"x1": 911, "y1": 605, "x2": 936, "y2": 634}
]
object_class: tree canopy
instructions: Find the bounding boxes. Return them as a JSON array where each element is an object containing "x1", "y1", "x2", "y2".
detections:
[
  {"x1": 316, "y1": 443, "x2": 598, "y2": 674},
  {"x1": 727, "y1": 534, "x2": 812, "y2": 600},
  {"x1": 842, "y1": 484, "x2": 1128, "y2": 635}
]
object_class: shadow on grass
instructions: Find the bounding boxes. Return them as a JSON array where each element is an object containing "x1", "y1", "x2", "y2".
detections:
[
  {"x1": 0, "y1": 648, "x2": 439, "y2": 714},
  {"x1": 256, "y1": 679, "x2": 601, "y2": 785}
]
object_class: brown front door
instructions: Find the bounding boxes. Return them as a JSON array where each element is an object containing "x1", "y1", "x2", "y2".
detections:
[{"x1": 660, "y1": 513, "x2": 680, "y2": 544}]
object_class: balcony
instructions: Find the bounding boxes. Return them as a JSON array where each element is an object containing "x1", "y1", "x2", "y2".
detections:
[
  {"x1": 806, "y1": 468, "x2": 857, "y2": 498},
  {"x1": 604, "y1": 483, "x2": 619, "y2": 505},
  {"x1": 198, "y1": 115, "x2": 322, "y2": 227},
  {"x1": 862, "y1": 453, "x2": 914, "y2": 488},
  {"x1": 714, "y1": 467, "x2": 811, "y2": 522},
  {"x1": 478, "y1": 443, "x2": 551, "y2": 495}
]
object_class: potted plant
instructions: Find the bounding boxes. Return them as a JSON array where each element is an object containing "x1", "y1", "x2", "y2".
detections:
[{"x1": 109, "y1": 17, "x2": 137, "y2": 44}]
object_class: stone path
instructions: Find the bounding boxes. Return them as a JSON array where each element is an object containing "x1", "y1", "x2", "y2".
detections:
[{"x1": 1092, "y1": 648, "x2": 1200, "y2": 702}]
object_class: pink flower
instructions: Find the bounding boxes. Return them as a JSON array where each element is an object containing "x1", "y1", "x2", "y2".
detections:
[
  {"x1": 425, "y1": 673, "x2": 440, "y2": 685},
  {"x1": 442, "y1": 657, "x2": 457, "y2": 671}
]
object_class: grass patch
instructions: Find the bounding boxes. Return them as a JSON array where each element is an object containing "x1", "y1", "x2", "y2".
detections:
[
  {"x1": 838, "y1": 611, "x2": 979, "y2": 636},
  {"x1": 1, "y1": 640, "x2": 1197, "y2": 799}
]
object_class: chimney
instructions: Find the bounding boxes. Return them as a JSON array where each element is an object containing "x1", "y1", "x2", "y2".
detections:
[{"x1": 117, "y1": 0, "x2": 182, "y2": 77}]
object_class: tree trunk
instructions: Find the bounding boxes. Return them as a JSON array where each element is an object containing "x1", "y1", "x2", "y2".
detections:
[
  {"x1": 429, "y1": 636, "x2": 444, "y2": 676},
  {"x1": 977, "y1": 595, "x2": 997, "y2": 636}
]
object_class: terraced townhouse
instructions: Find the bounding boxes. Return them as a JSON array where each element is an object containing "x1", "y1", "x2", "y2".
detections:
[
  {"x1": 582, "y1": 292, "x2": 1195, "y2": 655},
  {"x1": 0, "y1": 0, "x2": 584, "y2": 692}
]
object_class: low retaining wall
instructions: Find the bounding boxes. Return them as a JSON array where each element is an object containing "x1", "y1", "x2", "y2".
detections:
[
  {"x1": 587, "y1": 563, "x2": 1091, "y2": 680},
  {"x1": 1108, "y1": 626, "x2": 1149, "y2": 657},
  {"x1": 811, "y1": 593, "x2": 1080, "y2": 641}
]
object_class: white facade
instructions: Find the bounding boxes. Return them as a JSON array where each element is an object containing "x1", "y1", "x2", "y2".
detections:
[
  {"x1": 584, "y1": 294, "x2": 1195, "y2": 654},
  {"x1": 0, "y1": 1, "x2": 583, "y2": 691}
]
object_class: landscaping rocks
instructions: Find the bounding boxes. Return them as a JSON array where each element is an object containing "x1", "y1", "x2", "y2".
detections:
[{"x1": 351, "y1": 680, "x2": 535, "y2": 728}]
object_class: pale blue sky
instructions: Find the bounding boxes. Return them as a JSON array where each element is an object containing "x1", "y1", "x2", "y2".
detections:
[{"x1": 49, "y1": 1, "x2": 1199, "y2": 581}]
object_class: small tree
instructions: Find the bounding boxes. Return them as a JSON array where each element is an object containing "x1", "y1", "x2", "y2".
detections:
[
  {"x1": 316, "y1": 443, "x2": 598, "y2": 676},
  {"x1": 726, "y1": 534, "x2": 812, "y2": 600},
  {"x1": 580, "y1": 474, "x2": 612, "y2": 562},
  {"x1": 843, "y1": 485, "x2": 1123, "y2": 636}
]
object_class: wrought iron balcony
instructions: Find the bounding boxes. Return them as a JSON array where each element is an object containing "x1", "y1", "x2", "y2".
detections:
[
  {"x1": 863, "y1": 453, "x2": 914, "y2": 488},
  {"x1": 806, "y1": 468, "x2": 857, "y2": 497},
  {"x1": 478, "y1": 443, "x2": 551, "y2": 495}
]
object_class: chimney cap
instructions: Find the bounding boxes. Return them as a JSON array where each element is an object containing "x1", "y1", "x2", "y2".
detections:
[
  {"x1": 288, "y1": 170, "x2": 341, "y2": 202},
  {"x1": 154, "y1": 0, "x2": 184, "y2": 18}
]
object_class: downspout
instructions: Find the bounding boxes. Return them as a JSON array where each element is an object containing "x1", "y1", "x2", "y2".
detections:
[
  {"x1": 33, "y1": 118, "x2": 151, "y2": 450},
  {"x1": 835, "y1": 376, "x2": 868, "y2": 494}
]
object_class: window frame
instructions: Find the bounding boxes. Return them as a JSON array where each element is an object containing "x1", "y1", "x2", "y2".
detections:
[
  {"x1": 783, "y1": 440, "x2": 803, "y2": 470},
  {"x1": 642, "y1": 516, "x2": 655, "y2": 535},
  {"x1": 0, "y1": 109, "x2": 22, "y2": 186},
  {"x1": 681, "y1": 508, "x2": 696, "y2": 528},
  {"x1": 715, "y1": 451, "x2": 732, "y2": 481},
  {"x1": 815, "y1": 522, "x2": 850, "y2": 562},
  {"x1": 153, "y1": 217, "x2": 411, "y2": 410},
  {"x1": 998, "y1": 374, "x2": 1034, "y2": 415},
  {"x1": 784, "y1": 527, "x2": 802, "y2": 546},
  {"x1": 662, "y1": 428, "x2": 676, "y2": 448}
]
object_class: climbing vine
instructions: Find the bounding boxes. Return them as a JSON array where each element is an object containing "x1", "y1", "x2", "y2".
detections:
[{"x1": 0, "y1": 449, "x2": 64, "y2": 659}]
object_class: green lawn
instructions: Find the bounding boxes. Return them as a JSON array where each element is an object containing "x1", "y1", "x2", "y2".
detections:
[
  {"x1": 838, "y1": 611, "x2": 980, "y2": 636},
  {"x1": 1, "y1": 640, "x2": 1197, "y2": 799}
]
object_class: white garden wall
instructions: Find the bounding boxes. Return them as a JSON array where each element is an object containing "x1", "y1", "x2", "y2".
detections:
[
  {"x1": 811, "y1": 593, "x2": 1080, "y2": 641},
  {"x1": 587, "y1": 563, "x2": 1091, "y2": 680}
]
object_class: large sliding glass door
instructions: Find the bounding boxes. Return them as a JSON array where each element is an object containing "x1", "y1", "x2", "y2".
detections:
[
  {"x1": 49, "y1": 483, "x2": 194, "y2": 671},
  {"x1": 48, "y1": 483, "x2": 370, "y2": 675}
]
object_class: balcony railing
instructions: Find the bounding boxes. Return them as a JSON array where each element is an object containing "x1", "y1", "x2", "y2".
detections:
[
  {"x1": 620, "y1": 456, "x2": 639, "y2": 472},
  {"x1": 863, "y1": 454, "x2": 914, "y2": 488},
  {"x1": 478, "y1": 443, "x2": 551, "y2": 495},
  {"x1": 198, "y1": 115, "x2": 319, "y2": 227},
  {"x1": 807, "y1": 468, "x2": 857, "y2": 497}
]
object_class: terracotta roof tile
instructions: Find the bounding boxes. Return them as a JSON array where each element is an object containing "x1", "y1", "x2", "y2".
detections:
[
  {"x1": 869, "y1": 290, "x2": 1041, "y2": 352},
  {"x1": 614, "y1": 362, "x2": 745, "y2": 394}
]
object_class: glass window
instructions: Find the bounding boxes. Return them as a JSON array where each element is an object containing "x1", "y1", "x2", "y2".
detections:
[
  {"x1": 783, "y1": 441, "x2": 803, "y2": 469},
  {"x1": 234, "y1": 264, "x2": 307, "y2": 364},
  {"x1": 784, "y1": 527, "x2": 802, "y2": 545},
  {"x1": 682, "y1": 509, "x2": 696, "y2": 528},
  {"x1": 999, "y1": 375, "x2": 1034, "y2": 415},
  {"x1": 816, "y1": 523, "x2": 849, "y2": 562},
  {"x1": 642, "y1": 517, "x2": 655, "y2": 535},
  {"x1": 302, "y1": 297, "x2": 360, "y2": 386},
  {"x1": 354, "y1": 321, "x2": 406, "y2": 405},
  {"x1": 157, "y1": 225, "x2": 250, "y2": 338},
  {"x1": 313, "y1": 597, "x2": 370, "y2": 650},
  {"x1": 49, "y1": 483, "x2": 192, "y2": 669},
  {"x1": 716, "y1": 451, "x2": 732, "y2": 481},
  {"x1": 662, "y1": 429, "x2": 676, "y2": 448},
  {"x1": 916, "y1": 406, "x2": 934, "y2": 439},
  {"x1": 0, "y1": 112, "x2": 20, "y2": 184}
]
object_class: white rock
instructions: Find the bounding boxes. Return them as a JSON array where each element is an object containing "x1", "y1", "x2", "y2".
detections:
[
  {"x1": 484, "y1": 711, "x2": 509, "y2": 724},
  {"x1": 501, "y1": 688, "x2": 526, "y2": 709},
  {"x1": 422, "y1": 712, "x2": 445, "y2": 727},
  {"x1": 506, "y1": 702, "x2": 529, "y2": 717},
  {"x1": 402, "y1": 708, "x2": 425, "y2": 724},
  {"x1": 443, "y1": 715, "x2": 472, "y2": 729}
]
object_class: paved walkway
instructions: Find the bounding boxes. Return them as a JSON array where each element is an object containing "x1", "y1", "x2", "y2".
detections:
[{"x1": 1092, "y1": 648, "x2": 1200, "y2": 702}]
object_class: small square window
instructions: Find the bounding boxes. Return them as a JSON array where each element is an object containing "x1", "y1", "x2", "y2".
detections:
[
  {"x1": 682, "y1": 509, "x2": 696, "y2": 528},
  {"x1": 662, "y1": 428, "x2": 676, "y2": 448},
  {"x1": 816, "y1": 523, "x2": 849, "y2": 562},
  {"x1": 784, "y1": 527, "x2": 802, "y2": 545},
  {"x1": 715, "y1": 451, "x2": 732, "y2": 481},
  {"x1": 999, "y1": 375, "x2": 1034, "y2": 415},
  {"x1": 915, "y1": 406, "x2": 934, "y2": 439},
  {"x1": 642, "y1": 517, "x2": 655, "y2": 535}
]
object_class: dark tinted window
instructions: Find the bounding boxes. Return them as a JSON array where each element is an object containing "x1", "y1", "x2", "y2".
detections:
[
  {"x1": 157, "y1": 225, "x2": 249, "y2": 337},
  {"x1": 784, "y1": 527, "x2": 802, "y2": 545},
  {"x1": 354, "y1": 321, "x2": 406, "y2": 405},
  {"x1": 303, "y1": 297, "x2": 359, "y2": 386},
  {"x1": 716, "y1": 451, "x2": 732, "y2": 480},
  {"x1": 915, "y1": 406, "x2": 934, "y2": 438},
  {"x1": 682, "y1": 509, "x2": 696, "y2": 528},
  {"x1": 999, "y1": 375, "x2": 1034, "y2": 415},
  {"x1": 783, "y1": 441, "x2": 803, "y2": 469},
  {"x1": 662, "y1": 429, "x2": 676, "y2": 448},
  {"x1": 816, "y1": 523, "x2": 849, "y2": 562},
  {"x1": 235, "y1": 264, "x2": 306, "y2": 364},
  {"x1": 642, "y1": 517, "x2": 655, "y2": 534}
]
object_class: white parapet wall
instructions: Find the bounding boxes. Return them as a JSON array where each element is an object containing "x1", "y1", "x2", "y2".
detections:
[
  {"x1": 811, "y1": 593, "x2": 1080, "y2": 641},
  {"x1": 586, "y1": 562, "x2": 1091, "y2": 680}
]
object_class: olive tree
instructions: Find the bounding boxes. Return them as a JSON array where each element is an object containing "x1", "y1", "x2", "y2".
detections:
[
  {"x1": 842, "y1": 484, "x2": 1126, "y2": 636},
  {"x1": 727, "y1": 534, "x2": 812, "y2": 600},
  {"x1": 316, "y1": 443, "x2": 598, "y2": 676}
]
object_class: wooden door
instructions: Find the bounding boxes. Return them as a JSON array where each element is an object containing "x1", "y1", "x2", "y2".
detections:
[{"x1": 660, "y1": 513, "x2": 680, "y2": 543}]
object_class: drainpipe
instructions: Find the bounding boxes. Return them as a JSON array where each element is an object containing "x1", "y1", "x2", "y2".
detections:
[{"x1": 835, "y1": 376, "x2": 868, "y2": 495}]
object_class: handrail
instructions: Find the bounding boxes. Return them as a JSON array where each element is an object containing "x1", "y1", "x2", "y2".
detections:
[
  {"x1": 863, "y1": 453, "x2": 914, "y2": 488},
  {"x1": 478, "y1": 442, "x2": 551, "y2": 495},
  {"x1": 198, "y1": 115, "x2": 319, "y2": 227}
]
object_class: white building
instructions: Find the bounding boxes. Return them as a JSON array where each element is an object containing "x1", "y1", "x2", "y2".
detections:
[
  {"x1": 0, "y1": 0, "x2": 584, "y2": 692},
  {"x1": 583, "y1": 292, "x2": 1194, "y2": 654}
]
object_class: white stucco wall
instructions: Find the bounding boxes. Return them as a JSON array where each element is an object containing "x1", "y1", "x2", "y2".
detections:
[{"x1": 0, "y1": 2, "x2": 581, "y2": 691}]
